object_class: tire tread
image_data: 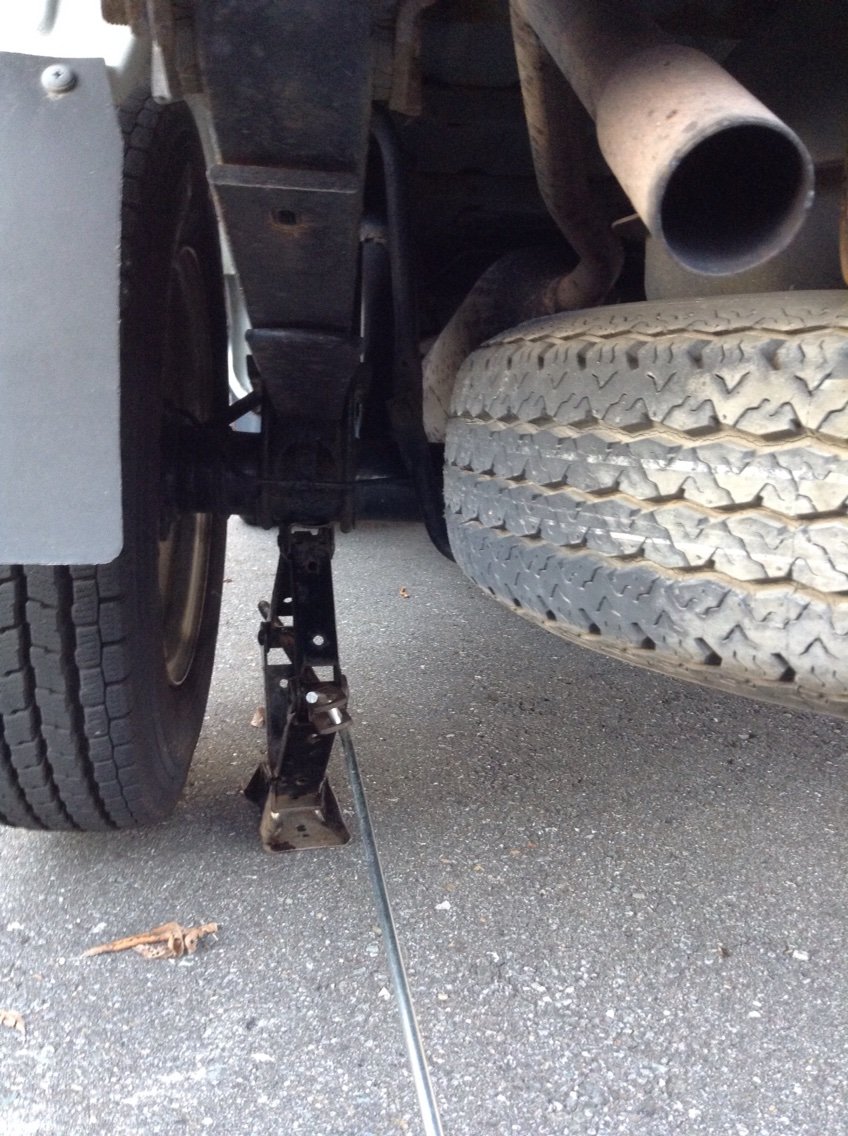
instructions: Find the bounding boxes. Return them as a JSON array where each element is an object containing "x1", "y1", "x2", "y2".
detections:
[{"x1": 446, "y1": 292, "x2": 848, "y2": 716}]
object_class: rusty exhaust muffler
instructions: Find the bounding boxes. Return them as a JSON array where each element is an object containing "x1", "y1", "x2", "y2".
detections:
[{"x1": 515, "y1": 0, "x2": 814, "y2": 275}]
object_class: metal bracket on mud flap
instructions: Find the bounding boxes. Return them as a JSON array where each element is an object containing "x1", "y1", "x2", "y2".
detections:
[{"x1": 244, "y1": 526, "x2": 352, "y2": 852}]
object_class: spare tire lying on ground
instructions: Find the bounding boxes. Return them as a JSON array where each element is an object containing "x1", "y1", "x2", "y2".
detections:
[{"x1": 445, "y1": 291, "x2": 848, "y2": 717}]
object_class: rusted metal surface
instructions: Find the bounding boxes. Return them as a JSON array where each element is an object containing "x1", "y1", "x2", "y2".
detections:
[
  {"x1": 254, "y1": 781, "x2": 350, "y2": 853},
  {"x1": 644, "y1": 1, "x2": 848, "y2": 300},
  {"x1": 195, "y1": 2, "x2": 371, "y2": 530},
  {"x1": 194, "y1": 0, "x2": 371, "y2": 332},
  {"x1": 514, "y1": 0, "x2": 814, "y2": 275},
  {"x1": 100, "y1": 1, "x2": 197, "y2": 98},
  {"x1": 389, "y1": 0, "x2": 438, "y2": 117},
  {"x1": 422, "y1": 6, "x2": 623, "y2": 443},
  {"x1": 148, "y1": 0, "x2": 199, "y2": 100},
  {"x1": 509, "y1": 7, "x2": 623, "y2": 310},
  {"x1": 100, "y1": 0, "x2": 142, "y2": 26},
  {"x1": 209, "y1": 164, "x2": 362, "y2": 334},
  {"x1": 422, "y1": 243, "x2": 618, "y2": 443}
]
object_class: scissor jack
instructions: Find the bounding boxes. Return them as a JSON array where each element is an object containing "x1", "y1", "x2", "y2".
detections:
[
  {"x1": 244, "y1": 525, "x2": 351, "y2": 852},
  {"x1": 243, "y1": 525, "x2": 445, "y2": 1133}
]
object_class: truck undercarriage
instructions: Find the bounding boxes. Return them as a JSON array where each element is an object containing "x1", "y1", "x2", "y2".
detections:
[{"x1": 1, "y1": 0, "x2": 847, "y2": 846}]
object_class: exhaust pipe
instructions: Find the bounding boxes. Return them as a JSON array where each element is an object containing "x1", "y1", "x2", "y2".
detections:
[{"x1": 515, "y1": 0, "x2": 814, "y2": 275}]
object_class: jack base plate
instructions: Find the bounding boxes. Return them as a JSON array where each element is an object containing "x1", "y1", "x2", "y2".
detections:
[{"x1": 245, "y1": 766, "x2": 350, "y2": 852}]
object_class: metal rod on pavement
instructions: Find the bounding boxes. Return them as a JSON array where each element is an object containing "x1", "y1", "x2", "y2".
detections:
[{"x1": 339, "y1": 728, "x2": 445, "y2": 1136}]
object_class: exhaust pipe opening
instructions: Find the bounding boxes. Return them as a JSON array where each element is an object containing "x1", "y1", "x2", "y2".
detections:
[
  {"x1": 660, "y1": 124, "x2": 811, "y2": 276},
  {"x1": 515, "y1": 1, "x2": 815, "y2": 279}
]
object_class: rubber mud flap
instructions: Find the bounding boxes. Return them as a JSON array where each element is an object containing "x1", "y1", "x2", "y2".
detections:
[{"x1": 0, "y1": 52, "x2": 122, "y2": 564}]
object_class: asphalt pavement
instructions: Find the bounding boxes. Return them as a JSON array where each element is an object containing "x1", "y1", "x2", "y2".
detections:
[{"x1": 2, "y1": 518, "x2": 848, "y2": 1136}]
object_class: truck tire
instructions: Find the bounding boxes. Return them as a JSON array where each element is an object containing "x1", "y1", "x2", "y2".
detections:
[
  {"x1": 445, "y1": 292, "x2": 848, "y2": 717},
  {"x1": 0, "y1": 93, "x2": 227, "y2": 829}
]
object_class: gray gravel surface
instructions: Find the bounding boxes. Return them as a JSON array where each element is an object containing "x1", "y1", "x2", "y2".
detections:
[{"x1": 2, "y1": 518, "x2": 847, "y2": 1136}]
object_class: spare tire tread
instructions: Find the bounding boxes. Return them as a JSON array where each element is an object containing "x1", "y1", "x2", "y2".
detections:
[{"x1": 446, "y1": 292, "x2": 848, "y2": 716}]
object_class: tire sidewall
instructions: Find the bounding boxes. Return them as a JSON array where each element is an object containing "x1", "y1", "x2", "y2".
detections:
[{"x1": 117, "y1": 96, "x2": 227, "y2": 814}]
